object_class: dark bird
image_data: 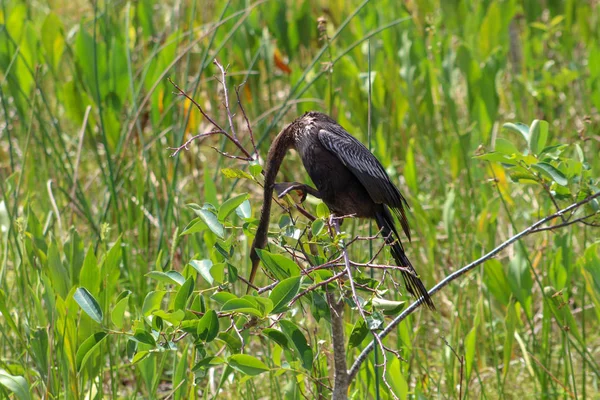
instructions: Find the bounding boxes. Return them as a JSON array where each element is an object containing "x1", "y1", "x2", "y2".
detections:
[{"x1": 249, "y1": 111, "x2": 434, "y2": 309}]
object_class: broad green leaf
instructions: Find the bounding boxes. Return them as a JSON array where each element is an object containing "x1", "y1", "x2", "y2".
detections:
[
  {"x1": 74, "y1": 287, "x2": 103, "y2": 324},
  {"x1": 228, "y1": 354, "x2": 269, "y2": 376},
  {"x1": 142, "y1": 291, "x2": 166, "y2": 316},
  {"x1": 503, "y1": 122, "x2": 529, "y2": 143},
  {"x1": 528, "y1": 119, "x2": 548, "y2": 155},
  {"x1": 348, "y1": 319, "x2": 368, "y2": 348},
  {"x1": 174, "y1": 277, "x2": 194, "y2": 311},
  {"x1": 311, "y1": 219, "x2": 325, "y2": 236},
  {"x1": 384, "y1": 358, "x2": 408, "y2": 399},
  {"x1": 192, "y1": 356, "x2": 225, "y2": 372},
  {"x1": 130, "y1": 350, "x2": 150, "y2": 365},
  {"x1": 269, "y1": 276, "x2": 301, "y2": 314},
  {"x1": 372, "y1": 297, "x2": 406, "y2": 316},
  {"x1": 316, "y1": 202, "x2": 330, "y2": 218},
  {"x1": 404, "y1": 138, "x2": 417, "y2": 194},
  {"x1": 495, "y1": 137, "x2": 519, "y2": 155},
  {"x1": 483, "y1": 259, "x2": 511, "y2": 306},
  {"x1": 221, "y1": 298, "x2": 263, "y2": 317},
  {"x1": 0, "y1": 369, "x2": 32, "y2": 400},
  {"x1": 0, "y1": 291, "x2": 22, "y2": 342},
  {"x1": 263, "y1": 328, "x2": 289, "y2": 349},
  {"x1": 41, "y1": 13, "x2": 65, "y2": 73},
  {"x1": 76, "y1": 332, "x2": 107, "y2": 371},
  {"x1": 146, "y1": 270, "x2": 185, "y2": 286},
  {"x1": 197, "y1": 310, "x2": 219, "y2": 342},
  {"x1": 235, "y1": 200, "x2": 251, "y2": 219},
  {"x1": 464, "y1": 326, "x2": 477, "y2": 380},
  {"x1": 475, "y1": 152, "x2": 519, "y2": 165},
  {"x1": 189, "y1": 259, "x2": 215, "y2": 285},
  {"x1": 211, "y1": 291, "x2": 237, "y2": 305},
  {"x1": 218, "y1": 193, "x2": 249, "y2": 221},
  {"x1": 132, "y1": 329, "x2": 156, "y2": 346},
  {"x1": 79, "y1": 246, "x2": 99, "y2": 296},
  {"x1": 189, "y1": 205, "x2": 224, "y2": 238},
  {"x1": 280, "y1": 319, "x2": 313, "y2": 370},
  {"x1": 47, "y1": 242, "x2": 69, "y2": 299},
  {"x1": 111, "y1": 292, "x2": 131, "y2": 329},
  {"x1": 531, "y1": 162, "x2": 568, "y2": 186},
  {"x1": 255, "y1": 249, "x2": 301, "y2": 280},
  {"x1": 180, "y1": 218, "x2": 207, "y2": 236},
  {"x1": 221, "y1": 168, "x2": 253, "y2": 180},
  {"x1": 204, "y1": 167, "x2": 218, "y2": 206}
]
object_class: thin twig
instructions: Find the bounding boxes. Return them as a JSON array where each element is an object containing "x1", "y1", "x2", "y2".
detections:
[
  {"x1": 235, "y1": 82, "x2": 258, "y2": 157},
  {"x1": 214, "y1": 60, "x2": 238, "y2": 140}
]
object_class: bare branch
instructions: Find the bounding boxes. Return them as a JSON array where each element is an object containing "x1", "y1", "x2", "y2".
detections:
[
  {"x1": 213, "y1": 60, "x2": 239, "y2": 140},
  {"x1": 348, "y1": 190, "x2": 600, "y2": 380},
  {"x1": 235, "y1": 82, "x2": 259, "y2": 157}
]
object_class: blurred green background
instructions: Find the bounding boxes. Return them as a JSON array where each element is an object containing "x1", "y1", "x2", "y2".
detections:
[{"x1": 1, "y1": 0, "x2": 599, "y2": 398}]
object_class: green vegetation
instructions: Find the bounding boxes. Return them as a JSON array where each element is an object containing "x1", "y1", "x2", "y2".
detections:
[{"x1": 1, "y1": 0, "x2": 600, "y2": 398}]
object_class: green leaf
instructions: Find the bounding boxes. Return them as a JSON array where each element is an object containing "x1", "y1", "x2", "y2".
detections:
[
  {"x1": 316, "y1": 202, "x2": 330, "y2": 218},
  {"x1": 142, "y1": 291, "x2": 166, "y2": 316},
  {"x1": 280, "y1": 319, "x2": 313, "y2": 370},
  {"x1": 197, "y1": 310, "x2": 219, "y2": 342},
  {"x1": 464, "y1": 326, "x2": 477, "y2": 381},
  {"x1": 111, "y1": 292, "x2": 131, "y2": 329},
  {"x1": 153, "y1": 309, "x2": 185, "y2": 325},
  {"x1": 311, "y1": 219, "x2": 325, "y2": 236},
  {"x1": 235, "y1": 200, "x2": 251, "y2": 219},
  {"x1": 189, "y1": 205, "x2": 224, "y2": 238},
  {"x1": 475, "y1": 152, "x2": 519, "y2": 165},
  {"x1": 132, "y1": 329, "x2": 156, "y2": 346},
  {"x1": 211, "y1": 291, "x2": 237, "y2": 305},
  {"x1": 228, "y1": 354, "x2": 270, "y2": 376},
  {"x1": 74, "y1": 287, "x2": 103, "y2": 324},
  {"x1": 189, "y1": 259, "x2": 215, "y2": 285},
  {"x1": 372, "y1": 297, "x2": 406, "y2": 316},
  {"x1": 483, "y1": 259, "x2": 511, "y2": 306},
  {"x1": 0, "y1": 369, "x2": 32, "y2": 400},
  {"x1": 180, "y1": 218, "x2": 208, "y2": 236},
  {"x1": 218, "y1": 193, "x2": 249, "y2": 222},
  {"x1": 221, "y1": 298, "x2": 263, "y2": 317},
  {"x1": 531, "y1": 162, "x2": 568, "y2": 186},
  {"x1": 204, "y1": 167, "x2": 218, "y2": 206},
  {"x1": 502, "y1": 302, "x2": 517, "y2": 380},
  {"x1": 503, "y1": 122, "x2": 530, "y2": 142},
  {"x1": 174, "y1": 277, "x2": 194, "y2": 311},
  {"x1": 221, "y1": 168, "x2": 254, "y2": 180},
  {"x1": 404, "y1": 138, "x2": 418, "y2": 194},
  {"x1": 348, "y1": 319, "x2": 368, "y2": 348},
  {"x1": 79, "y1": 246, "x2": 99, "y2": 296},
  {"x1": 495, "y1": 138, "x2": 519, "y2": 155},
  {"x1": 528, "y1": 119, "x2": 548, "y2": 155},
  {"x1": 146, "y1": 270, "x2": 185, "y2": 286},
  {"x1": 263, "y1": 328, "x2": 289, "y2": 349},
  {"x1": 41, "y1": 13, "x2": 65, "y2": 73},
  {"x1": 255, "y1": 249, "x2": 301, "y2": 280},
  {"x1": 76, "y1": 332, "x2": 107, "y2": 371},
  {"x1": 269, "y1": 276, "x2": 301, "y2": 314},
  {"x1": 192, "y1": 356, "x2": 225, "y2": 372}
]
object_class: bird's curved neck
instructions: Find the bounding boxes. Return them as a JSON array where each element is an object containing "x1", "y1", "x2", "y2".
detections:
[{"x1": 251, "y1": 125, "x2": 295, "y2": 259}]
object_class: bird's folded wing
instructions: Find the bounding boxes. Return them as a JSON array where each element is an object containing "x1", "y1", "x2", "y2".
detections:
[{"x1": 317, "y1": 127, "x2": 411, "y2": 239}]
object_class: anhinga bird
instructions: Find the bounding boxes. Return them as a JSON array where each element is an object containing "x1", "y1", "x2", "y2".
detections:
[{"x1": 249, "y1": 112, "x2": 434, "y2": 309}]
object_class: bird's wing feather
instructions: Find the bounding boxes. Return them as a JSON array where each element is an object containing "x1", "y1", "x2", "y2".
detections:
[{"x1": 317, "y1": 126, "x2": 411, "y2": 239}]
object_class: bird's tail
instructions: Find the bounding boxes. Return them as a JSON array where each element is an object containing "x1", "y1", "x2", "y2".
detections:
[{"x1": 375, "y1": 207, "x2": 435, "y2": 310}]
